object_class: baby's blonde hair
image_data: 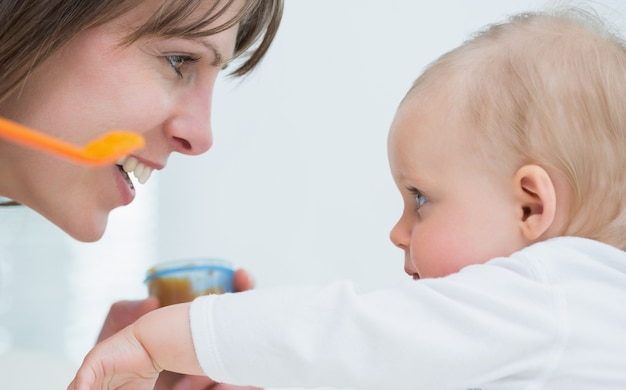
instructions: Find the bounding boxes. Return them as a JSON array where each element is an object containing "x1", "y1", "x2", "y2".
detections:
[{"x1": 410, "y1": 8, "x2": 626, "y2": 249}]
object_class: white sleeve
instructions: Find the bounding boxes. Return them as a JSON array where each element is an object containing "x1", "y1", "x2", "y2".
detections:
[{"x1": 189, "y1": 259, "x2": 562, "y2": 390}]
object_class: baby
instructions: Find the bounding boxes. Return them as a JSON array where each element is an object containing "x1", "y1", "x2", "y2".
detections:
[{"x1": 69, "y1": 7, "x2": 626, "y2": 390}]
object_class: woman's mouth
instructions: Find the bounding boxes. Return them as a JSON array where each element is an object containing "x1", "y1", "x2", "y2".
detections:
[
  {"x1": 116, "y1": 156, "x2": 153, "y2": 185},
  {"x1": 117, "y1": 163, "x2": 134, "y2": 190}
]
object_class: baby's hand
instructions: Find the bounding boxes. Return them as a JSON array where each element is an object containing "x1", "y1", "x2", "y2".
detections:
[{"x1": 68, "y1": 324, "x2": 160, "y2": 390}]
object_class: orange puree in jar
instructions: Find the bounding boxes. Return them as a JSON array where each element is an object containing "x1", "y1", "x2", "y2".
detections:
[
  {"x1": 148, "y1": 275, "x2": 226, "y2": 307},
  {"x1": 145, "y1": 259, "x2": 234, "y2": 307}
]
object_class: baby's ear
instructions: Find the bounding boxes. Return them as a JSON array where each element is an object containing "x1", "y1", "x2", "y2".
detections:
[{"x1": 513, "y1": 165, "x2": 556, "y2": 241}]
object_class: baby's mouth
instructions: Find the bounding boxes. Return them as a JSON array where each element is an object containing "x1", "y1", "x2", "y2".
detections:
[
  {"x1": 404, "y1": 265, "x2": 421, "y2": 280},
  {"x1": 116, "y1": 156, "x2": 153, "y2": 186}
]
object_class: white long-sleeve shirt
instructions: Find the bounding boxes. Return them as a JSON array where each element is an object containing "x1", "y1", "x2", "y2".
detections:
[{"x1": 190, "y1": 237, "x2": 626, "y2": 389}]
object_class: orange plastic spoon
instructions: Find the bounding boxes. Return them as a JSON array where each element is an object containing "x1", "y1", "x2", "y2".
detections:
[{"x1": 0, "y1": 116, "x2": 144, "y2": 166}]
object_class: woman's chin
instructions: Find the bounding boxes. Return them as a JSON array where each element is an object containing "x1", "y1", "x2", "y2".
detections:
[
  {"x1": 59, "y1": 213, "x2": 108, "y2": 242},
  {"x1": 71, "y1": 228, "x2": 106, "y2": 243}
]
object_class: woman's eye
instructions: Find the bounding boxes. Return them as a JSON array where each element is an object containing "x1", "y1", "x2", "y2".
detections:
[{"x1": 166, "y1": 55, "x2": 199, "y2": 79}]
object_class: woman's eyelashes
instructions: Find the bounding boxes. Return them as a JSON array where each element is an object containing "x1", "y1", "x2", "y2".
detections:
[
  {"x1": 166, "y1": 54, "x2": 200, "y2": 79},
  {"x1": 407, "y1": 186, "x2": 429, "y2": 211}
]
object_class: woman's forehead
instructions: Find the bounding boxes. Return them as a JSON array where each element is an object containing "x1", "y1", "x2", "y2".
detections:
[{"x1": 114, "y1": 0, "x2": 245, "y2": 39}]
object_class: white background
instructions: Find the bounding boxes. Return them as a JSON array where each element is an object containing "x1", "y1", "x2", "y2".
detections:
[{"x1": 0, "y1": 1, "x2": 624, "y2": 389}]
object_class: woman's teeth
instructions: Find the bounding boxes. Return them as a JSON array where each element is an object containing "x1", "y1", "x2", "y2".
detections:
[{"x1": 116, "y1": 156, "x2": 152, "y2": 184}]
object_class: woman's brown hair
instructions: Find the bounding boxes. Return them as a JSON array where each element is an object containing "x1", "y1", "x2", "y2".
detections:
[{"x1": 0, "y1": 0, "x2": 283, "y2": 102}]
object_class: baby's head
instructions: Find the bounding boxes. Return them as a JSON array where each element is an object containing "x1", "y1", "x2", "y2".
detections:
[{"x1": 389, "y1": 8, "x2": 626, "y2": 279}]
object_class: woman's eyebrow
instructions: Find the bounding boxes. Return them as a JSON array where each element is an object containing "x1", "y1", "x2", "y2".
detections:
[{"x1": 197, "y1": 40, "x2": 224, "y2": 66}]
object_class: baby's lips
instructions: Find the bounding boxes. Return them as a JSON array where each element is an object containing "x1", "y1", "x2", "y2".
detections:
[{"x1": 404, "y1": 265, "x2": 420, "y2": 280}]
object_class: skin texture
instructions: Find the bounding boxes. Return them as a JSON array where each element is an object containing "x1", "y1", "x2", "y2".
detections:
[{"x1": 0, "y1": 0, "x2": 238, "y2": 242}]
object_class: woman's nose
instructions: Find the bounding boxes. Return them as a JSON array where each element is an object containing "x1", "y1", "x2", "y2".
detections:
[{"x1": 165, "y1": 84, "x2": 214, "y2": 156}]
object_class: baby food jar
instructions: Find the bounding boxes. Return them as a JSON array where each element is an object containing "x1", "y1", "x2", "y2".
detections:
[{"x1": 145, "y1": 258, "x2": 235, "y2": 307}]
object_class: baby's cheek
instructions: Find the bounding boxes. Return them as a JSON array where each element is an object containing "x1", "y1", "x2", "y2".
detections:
[{"x1": 412, "y1": 228, "x2": 480, "y2": 278}]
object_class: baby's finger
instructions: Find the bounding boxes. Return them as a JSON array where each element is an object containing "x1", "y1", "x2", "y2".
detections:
[{"x1": 67, "y1": 371, "x2": 95, "y2": 390}]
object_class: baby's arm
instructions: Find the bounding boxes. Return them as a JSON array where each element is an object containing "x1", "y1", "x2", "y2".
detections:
[{"x1": 68, "y1": 303, "x2": 203, "y2": 390}]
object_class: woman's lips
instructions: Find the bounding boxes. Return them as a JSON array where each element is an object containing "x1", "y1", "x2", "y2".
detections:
[
  {"x1": 116, "y1": 164, "x2": 134, "y2": 190},
  {"x1": 113, "y1": 163, "x2": 136, "y2": 206}
]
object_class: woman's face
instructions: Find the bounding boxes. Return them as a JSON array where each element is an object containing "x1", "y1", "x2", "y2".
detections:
[{"x1": 0, "y1": 1, "x2": 242, "y2": 241}]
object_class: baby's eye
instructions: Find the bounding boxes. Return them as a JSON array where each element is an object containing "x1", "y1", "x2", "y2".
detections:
[
  {"x1": 408, "y1": 187, "x2": 429, "y2": 210},
  {"x1": 166, "y1": 54, "x2": 199, "y2": 79},
  {"x1": 415, "y1": 191, "x2": 428, "y2": 209}
]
